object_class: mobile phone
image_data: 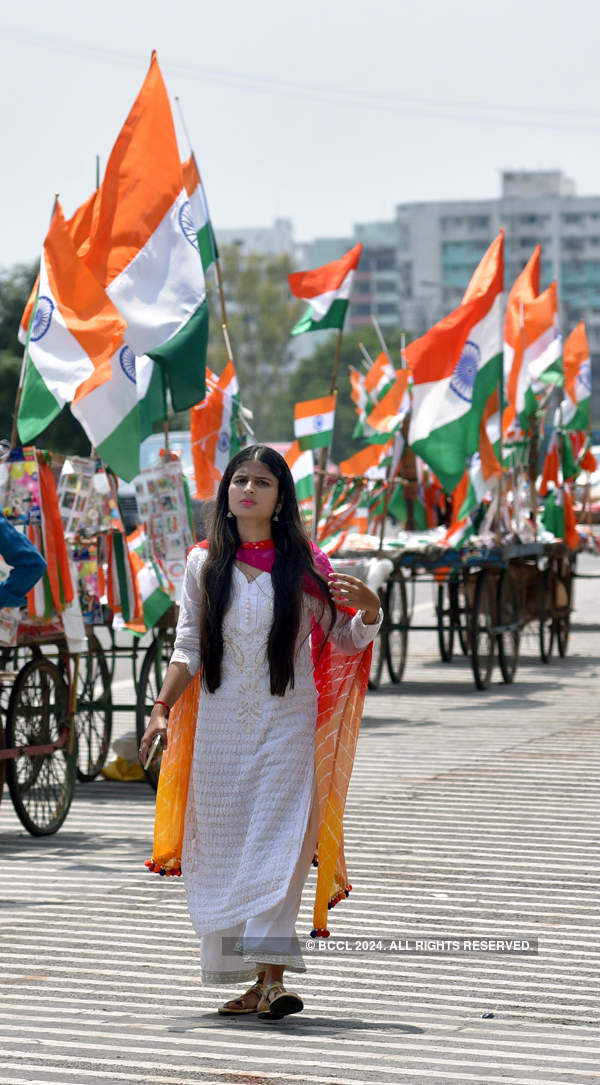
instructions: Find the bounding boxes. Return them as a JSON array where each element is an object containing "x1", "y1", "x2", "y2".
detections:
[{"x1": 144, "y1": 734, "x2": 163, "y2": 771}]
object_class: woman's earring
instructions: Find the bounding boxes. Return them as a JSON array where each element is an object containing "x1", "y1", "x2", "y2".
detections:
[
  {"x1": 272, "y1": 509, "x2": 280, "y2": 522},
  {"x1": 226, "y1": 509, "x2": 234, "y2": 519}
]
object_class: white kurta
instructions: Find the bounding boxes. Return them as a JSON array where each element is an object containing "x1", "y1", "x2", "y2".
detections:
[{"x1": 171, "y1": 547, "x2": 381, "y2": 953}]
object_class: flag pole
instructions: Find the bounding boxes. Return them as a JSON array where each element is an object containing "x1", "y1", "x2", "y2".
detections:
[
  {"x1": 313, "y1": 328, "x2": 343, "y2": 538},
  {"x1": 358, "y1": 342, "x2": 374, "y2": 370},
  {"x1": 371, "y1": 314, "x2": 392, "y2": 360}
]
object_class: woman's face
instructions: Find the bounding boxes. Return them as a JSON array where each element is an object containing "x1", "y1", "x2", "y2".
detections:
[{"x1": 228, "y1": 459, "x2": 280, "y2": 524}]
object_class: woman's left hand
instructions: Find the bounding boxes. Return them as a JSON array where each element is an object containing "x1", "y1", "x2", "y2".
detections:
[{"x1": 329, "y1": 573, "x2": 381, "y2": 623}]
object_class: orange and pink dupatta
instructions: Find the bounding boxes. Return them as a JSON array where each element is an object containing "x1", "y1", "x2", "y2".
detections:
[{"x1": 146, "y1": 542, "x2": 372, "y2": 937}]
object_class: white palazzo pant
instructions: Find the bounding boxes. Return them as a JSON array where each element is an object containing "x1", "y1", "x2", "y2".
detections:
[{"x1": 199, "y1": 781, "x2": 320, "y2": 986}]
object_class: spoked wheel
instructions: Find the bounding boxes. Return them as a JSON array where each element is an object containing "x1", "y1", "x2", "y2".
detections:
[
  {"x1": 405, "y1": 569, "x2": 417, "y2": 624},
  {"x1": 470, "y1": 569, "x2": 497, "y2": 690},
  {"x1": 555, "y1": 559, "x2": 573, "y2": 658},
  {"x1": 539, "y1": 564, "x2": 555, "y2": 663},
  {"x1": 497, "y1": 568, "x2": 521, "y2": 684},
  {"x1": 386, "y1": 576, "x2": 408, "y2": 684},
  {"x1": 367, "y1": 590, "x2": 385, "y2": 691},
  {"x1": 75, "y1": 634, "x2": 113, "y2": 781},
  {"x1": 436, "y1": 580, "x2": 454, "y2": 663},
  {"x1": 6, "y1": 657, "x2": 76, "y2": 835},
  {"x1": 136, "y1": 631, "x2": 174, "y2": 790}
]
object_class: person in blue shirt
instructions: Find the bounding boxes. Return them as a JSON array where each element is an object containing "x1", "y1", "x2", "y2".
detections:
[{"x1": 0, "y1": 513, "x2": 47, "y2": 609}]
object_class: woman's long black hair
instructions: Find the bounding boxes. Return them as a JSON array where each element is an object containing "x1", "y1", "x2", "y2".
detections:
[{"x1": 199, "y1": 445, "x2": 336, "y2": 695}]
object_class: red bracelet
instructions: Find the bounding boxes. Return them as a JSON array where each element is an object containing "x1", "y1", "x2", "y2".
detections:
[{"x1": 154, "y1": 700, "x2": 171, "y2": 716}]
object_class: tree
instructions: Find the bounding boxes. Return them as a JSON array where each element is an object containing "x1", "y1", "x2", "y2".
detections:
[
  {"x1": 282, "y1": 326, "x2": 411, "y2": 463},
  {"x1": 202, "y1": 245, "x2": 303, "y2": 440}
]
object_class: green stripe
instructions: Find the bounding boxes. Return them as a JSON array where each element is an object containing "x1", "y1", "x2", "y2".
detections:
[
  {"x1": 410, "y1": 352, "x2": 502, "y2": 493},
  {"x1": 294, "y1": 475, "x2": 314, "y2": 502},
  {"x1": 542, "y1": 490, "x2": 565, "y2": 538},
  {"x1": 290, "y1": 298, "x2": 348, "y2": 336},
  {"x1": 564, "y1": 398, "x2": 590, "y2": 432},
  {"x1": 535, "y1": 355, "x2": 563, "y2": 386},
  {"x1": 148, "y1": 299, "x2": 209, "y2": 411},
  {"x1": 297, "y1": 430, "x2": 333, "y2": 451},
  {"x1": 198, "y1": 222, "x2": 218, "y2": 272},
  {"x1": 17, "y1": 354, "x2": 62, "y2": 443},
  {"x1": 97, "y1": 405, "x2": 141, "y2": 483},
  {"x1": 112, "y1": 532, "x2": 132, "y2": 622},
  {"x1": 142, "y1": 586, "x2": 172, "y2": 629},
  {"x1": 138, "y1": 360, "x2": 168, "y2": 439}
]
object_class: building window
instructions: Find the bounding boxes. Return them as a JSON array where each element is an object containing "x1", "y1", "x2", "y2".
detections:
[
  {"x1": 562, "y1": 213, "x2": 585, "y2": 225},
  {"x1": 376, "y1": 303, "x2": 397, "y2": 316}
]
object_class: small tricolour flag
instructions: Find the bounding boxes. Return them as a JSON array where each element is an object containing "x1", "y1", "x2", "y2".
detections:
[
  {"x1": 284, "y1": 440, "x2": 314, "y2": 504},
  {"x1": 503, "y1": 246, "x2": 540, "y2": 436},
  {"x1": 288, "y1": 243, "x2": 362, "y2": 336},
  {"x1": 294, "y1": 395, "x2": 336, "y2": 451},
  {"x1": 557, "y1": 322, "x2": 591, "y2": 432},
  {"x1": 190, "y1": 361, "x2": 242, "y2": 500}
]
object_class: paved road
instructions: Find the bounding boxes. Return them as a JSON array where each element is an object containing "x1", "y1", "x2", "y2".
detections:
[{"x1": 1, "y1": 555, "x2": 599, "y2": 1084}]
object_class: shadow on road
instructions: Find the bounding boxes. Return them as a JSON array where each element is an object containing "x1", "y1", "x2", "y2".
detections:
[{"x1": 167, "y1": 1011, "x2": 424, "y2": 1036}]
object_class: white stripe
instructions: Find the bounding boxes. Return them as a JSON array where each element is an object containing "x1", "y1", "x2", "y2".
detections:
[
  {"x1": 294, "y1": 410, "x2": 335, "y2": 438},
  {"x1": 107, "y1": 190, "x2": 206, "y2": 357},
  {"x1": 70, "y1": 347, "x2": 137, "y2": 446},
  {"x1": 304, "y1": 269, "x2": 355, "y2": 321},
  {"x1": 29, "y1": 279, "x2": 94, "y2": 406},
  {"x1": 188, "y1": 179, "x2": 209, "y2": 230}
]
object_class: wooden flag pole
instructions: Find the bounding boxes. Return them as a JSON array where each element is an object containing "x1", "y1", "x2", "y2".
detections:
[{"x1": 371, "y1": 314, "x2": 392, "y2": 360}]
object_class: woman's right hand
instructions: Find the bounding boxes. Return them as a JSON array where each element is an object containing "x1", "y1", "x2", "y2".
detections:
[{"x1": 138, "y1": 708, "x2": 169, "y2": 766}]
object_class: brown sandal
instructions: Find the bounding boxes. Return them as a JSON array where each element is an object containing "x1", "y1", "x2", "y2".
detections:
[
  {"x1": 218, "y1": 979, "x2": 264, "y2": 1015},
  {"x1": 257, "y1": 981, "x2": 304, "y2": 1019}
]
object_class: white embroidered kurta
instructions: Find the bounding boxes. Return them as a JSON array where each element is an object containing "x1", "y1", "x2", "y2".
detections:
[{"x1": 171, "y1": 547, "x2": 382, "y2": 938}]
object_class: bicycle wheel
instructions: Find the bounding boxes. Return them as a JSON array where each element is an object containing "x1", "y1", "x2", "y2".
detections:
[
  {"x1": 470, "y1": 569, "x2": 496, "y2": 690},
  {"x1": 136, "y1": 632, "x2": 173, "y2": 790},
  {"x1": 436, "y1": 581, "x2": 455, "y2": 662},
  {"x1": 6, "y1": 657, "x2": 76, "y2": 835},
  {"x1": 497, "y1": 568, "x2": 521, "y2": 684},
  {"x1": 76, "y1": 634, "x2": 113, "y2": 781},
  {"x1": 539, "y1": 564, "x2": 554, "y2": 663},
  {"x1": 386, "y1": 576, "x2": 408, "y2": 684}
]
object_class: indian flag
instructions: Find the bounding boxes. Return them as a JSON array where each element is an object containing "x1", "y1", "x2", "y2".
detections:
[
  {"x1": 284, "y1": 439, "x2": 314, "y2": 504},
  {"x1": 70, "y1": 343, "x2": 143, "y2": 482},
  {"x1": 522, "y1": 283, "x2": 563, "y2": 402},
  {"x1": 364, "y1": 351, "x2": 396, "y2": 403},
  {"x1": 17, "y1": 199, "x2": 126, "y2": 445},
  {"x1": 367, "y1": 369, "x2": 411, "y2": 434},
  {"x1": 407, "y1": 231, "x2": 504, "y2": 494},
  {"x1": 294, "y1": 395, "x2": 336, "y2": 451},
  {"x1": 339, "y1": 438, "x2": 394, "y2": 480},
  {"x1": 541, "y1": 486, "x2": 580, "y2": 549},
  {"x1": 126, "y1": 526, "x2": 172, "y2": 633},
  {"x1": 558, "y1": 322, "x2": 591, "y2": 432},
  {"x1": 288, "y1": 243, "x2": 362, "y2": 336},
  {"x1": 182, "y1": 153, "x2": 219, "y2": 273},
  {"x1": 190, "y1": 361, "x2": 241, "y2": 500},
  {"x1": 84, "y1": 51, "x2": 208, "y2": 411},
  {"x1": 458, "y1": 389, "x2": 503, "y2": 518},
  {"x1": 503, "y1": 246, "x2": 540, "y2": 436}
]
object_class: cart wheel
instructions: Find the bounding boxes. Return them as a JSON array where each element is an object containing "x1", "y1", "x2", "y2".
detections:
[
  {"x1": 497, "y1": 568, "x2": 520, "y2": 684},
  {"x1": 457, "y1": 575, "x2": 470, "y2": 657},
  {"x1": 75, "y1": 634, "x2": 113, "y2": 781},
  {"x1": 555, "y1": 560, "x2": 573, "y2": 658},
  {"x1": 436, "y1": 581, "x2": 455, "y2": 662},
  {"x1": 5, "y1": 657, "x2": 76, "y2": 835},
  {"x1": 136, "y1": 631, "x2": 173, "y2": 790},
  {"x1": 470, "y1": 570, "x2": 496, "y2": 690},
  {"x1": 539, "y1": 564, "x2": 554, "y2": 662},
  {"x1": 405, "y1": 569, "x2": 417, "y2": 624},
  {"x1": 386, "y1": 576, "x2": 408, "y2": 683},
  {"x1": 0, "y1": 720, "x2": 5, "y2": 806}
]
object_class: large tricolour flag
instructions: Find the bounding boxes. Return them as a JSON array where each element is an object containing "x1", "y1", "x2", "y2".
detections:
[
  {"x1": 558, "y1": 321, "x2": 591, "y2": 432},
  {"x1": 503, "y1": 246, "x2": 540, "y2": 436},
  {"x1": 17, "y1": 200, "x2": 126, "y2": 444},
  {"x1": 288, "y1": 243, "x2": 362, "y2": 335},
  {"x1": 84, "y1": 51, "x2": 208, "y2": 410},
  {"x1": 406, "y1": 231, "x2": 504, "y2": 494}
]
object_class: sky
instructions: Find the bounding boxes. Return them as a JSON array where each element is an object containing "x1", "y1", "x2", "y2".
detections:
[{"x1": 1, "y1": 0, "x2": 600, "y2": 269}]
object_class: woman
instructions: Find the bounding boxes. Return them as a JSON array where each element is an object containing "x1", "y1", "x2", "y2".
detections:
[{"x1": 139, "y1": 445, "x2": 382, "y2": 1019}]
